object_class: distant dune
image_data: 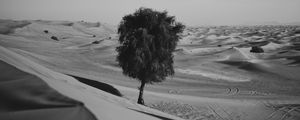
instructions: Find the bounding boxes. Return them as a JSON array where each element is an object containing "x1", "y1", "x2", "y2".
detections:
[{"x1": 242, "y1": 21, "x2": 300, "y2": 26}]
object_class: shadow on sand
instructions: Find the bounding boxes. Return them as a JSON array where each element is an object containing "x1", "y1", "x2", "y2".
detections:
[
  {"x1": 128, "y1": 108, "x2": 174, "y2": 120},
  {"x1": 67, "y1": 75, "x2": 123, "y2": 97}
]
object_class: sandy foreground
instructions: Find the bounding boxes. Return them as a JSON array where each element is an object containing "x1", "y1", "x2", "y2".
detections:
[{"x1": 1, "y1": 19, "x2": 300, "y2": 120}]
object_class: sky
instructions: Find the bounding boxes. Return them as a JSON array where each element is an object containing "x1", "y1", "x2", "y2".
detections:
[{"x1": 0, "y1": 0, "x2": 300, "y2": 26}]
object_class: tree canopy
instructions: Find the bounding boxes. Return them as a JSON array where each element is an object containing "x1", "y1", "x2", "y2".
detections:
[{"x1": 116, "y1": 7, "x2": 185, "y2": 84}]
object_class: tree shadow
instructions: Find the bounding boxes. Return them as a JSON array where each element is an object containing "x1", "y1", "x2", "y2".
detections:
[
  {"x1": 128, "y1": 108, "x2": 174, "y2": 120},
  {"x1": 67, "y1": 75, "x2": 123, "y2": 97}
]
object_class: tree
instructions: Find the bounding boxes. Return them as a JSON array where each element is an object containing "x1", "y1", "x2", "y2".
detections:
[{"x1": 116, "y1": 7, "x2": 185, "y2": 105}]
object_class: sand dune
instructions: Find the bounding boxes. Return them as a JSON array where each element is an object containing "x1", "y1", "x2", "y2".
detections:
[
  {"x1": 215, "y1": 47, "x2": 257, "y2": 61},
  {"x1": 0, "y1": 46, "x2": 183, "y2": 120},
  {"x1": 1, "y1": 20, "x2": 300, "y2": 120},
  {"x1": 262, "y1": 42, "x2": 287, "y2": 52},
  {"x1": 72, "y1": 22, "x2": 115, "y2": 38},
  {"x1": 0, "y1": 56, "x2": 97, "y2": 120},
  {"x1": 0, "y1": 19, "x2": 31, "y2": 34},
  {"x1": 176, "y1": 68, "x2": 251, "y2": 82}
]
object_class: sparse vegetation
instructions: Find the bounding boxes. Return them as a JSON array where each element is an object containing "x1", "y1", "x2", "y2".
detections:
[
  {"x1": 51, "y1": 36, "x2": 59, "y2": 41},
  {"x1": 250, "y1": 46, "x2": 264, "y2": 53},
  {"x1": 116, "y1": 7, "x2": 185, "y2": 105},
  {"x1": 92, "y1": 40, "x2": 100, "y2": 44},
  {"x1": 44, "y1": 30, "x2": 49, "y2": 33}
]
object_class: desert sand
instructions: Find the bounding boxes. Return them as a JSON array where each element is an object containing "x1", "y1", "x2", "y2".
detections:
[{"x1": 1, "y1": 19, "x2": 300, "y2": 120}]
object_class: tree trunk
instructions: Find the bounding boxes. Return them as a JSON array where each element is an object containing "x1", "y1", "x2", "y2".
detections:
[{"x1": 137, "y1": 81, "x2": 146, "y2": 105}]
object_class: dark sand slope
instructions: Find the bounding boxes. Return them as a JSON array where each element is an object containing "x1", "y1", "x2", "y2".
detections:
[
  {"x1": 0, "y1": 60, "x2": 96, "y2": 120},
  {"x1": 0, "y1": 46, "x2": 183, "y2": 120}
]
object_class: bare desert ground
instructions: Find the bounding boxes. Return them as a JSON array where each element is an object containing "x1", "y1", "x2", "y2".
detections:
[{"x1": 1, "y1": 19, "x2": 300, "y2": 120}]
